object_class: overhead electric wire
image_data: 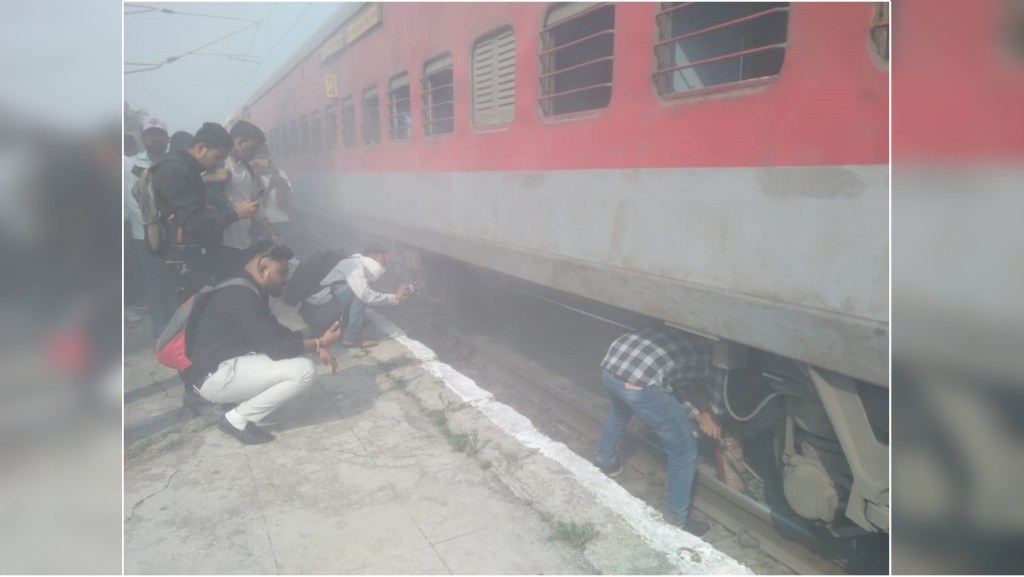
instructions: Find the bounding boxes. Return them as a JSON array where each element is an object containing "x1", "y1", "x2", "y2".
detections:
[
  {"x1": 124, "y1": 21, "x2": 257, "y2": 75},
  {"x1": 124, "y1": 3, "x2": 259, "y2": 24},
  {"x1": 232, "y1": 3, "x2": 312, "y2": 101},
  {"x1": 234, "y1": 17, "x2": 263, "y2": 83}
]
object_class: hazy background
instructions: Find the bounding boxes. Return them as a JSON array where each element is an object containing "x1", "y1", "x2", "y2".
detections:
[
  {"x1": 0, "y1": 0, "x2": 123, "y2": 572},
  {"x1": 125, "y1": 2, "x2": 338, "y2": 135},
  {"x1": 0, "y1": 0, "x2": 340, "y2": 572},
  {"x1": 891, "y1": 0, "x2": 1024, "y2": 573}
]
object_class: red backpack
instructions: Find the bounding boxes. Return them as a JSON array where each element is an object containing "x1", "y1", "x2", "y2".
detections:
[{"x1": 156, "y1": 278, "x2": 259, "y2": 371}]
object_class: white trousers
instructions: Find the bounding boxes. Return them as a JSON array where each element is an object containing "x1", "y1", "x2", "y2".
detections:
[{"x1": 198, "y1": 354, "x2": 315, "y2": 423}]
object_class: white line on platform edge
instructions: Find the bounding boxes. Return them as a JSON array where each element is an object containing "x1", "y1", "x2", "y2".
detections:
[{"x1": 367, "y1": 309, "x2": 752, "y2": 575}]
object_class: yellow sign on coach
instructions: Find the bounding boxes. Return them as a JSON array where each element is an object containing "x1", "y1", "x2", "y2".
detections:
[
  {"x1": 324, "y1": 73, "x2": 338, "y2": 98},
  {"x1": 320, "y1": 3, "x2": 382, "y2": 64}
]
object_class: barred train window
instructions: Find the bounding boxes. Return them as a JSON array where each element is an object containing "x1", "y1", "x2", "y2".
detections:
[
  {"x1": 288, "y1": 120, "x2": 298, "y2": 158},
  {"x1": 421, "y1": 53, "x2": 454, "y2": 136},
  {"x1": 654, "y1": 2, "x2": 789, "y2": 96},
  {"x1": 311, "y1": 110, "x2": 322, "y2": 153},
  {"x1": 341, "y1": 95, "x2": 356, "y2": 148},
  {"x1": 871, "y1": 2, "x2": 888, "y2": 65},
  {"x1": 388, "y1": 72, "x2": 412, "y2": 141},
  {"x1": 472, "y1": 27, "x2": 516, "y2": 128},
  {"x1": 299, "y1": 115, "x2": 310, "y2": 154},
  {"x1": 362, "y1": 86, "x2": 381, "y2": 146},
  {"x1": 325, "y1": 103, "x2": 338, "y2": 150},
  {"x1": 540, "y1": 3, "x2": 614, "y2": 117}
]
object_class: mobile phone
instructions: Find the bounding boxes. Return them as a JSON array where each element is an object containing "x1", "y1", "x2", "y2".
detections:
[{"x1": 131, "y1": 165, "x2": 145, "y2": 178}]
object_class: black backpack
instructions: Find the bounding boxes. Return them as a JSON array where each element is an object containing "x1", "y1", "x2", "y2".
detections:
[{"x1": 282, "y1": 249, "x2": 348, "y2": 306}]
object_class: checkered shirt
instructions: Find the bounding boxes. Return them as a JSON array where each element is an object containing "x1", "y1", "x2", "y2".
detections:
[{"x1": 600, "y1": 326, "x2": 725, "y2": 419}]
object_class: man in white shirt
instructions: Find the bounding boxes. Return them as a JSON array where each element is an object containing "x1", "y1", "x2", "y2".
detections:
[
  {"x1": 124, "y1": 117, "x2": 170, "y2": 335},
  {"x1": 212, "y1": 121, "x2": 278, "y2": 282},
  {"x1": 299, "y1": 242, "x2": 410, "y2": 348}
]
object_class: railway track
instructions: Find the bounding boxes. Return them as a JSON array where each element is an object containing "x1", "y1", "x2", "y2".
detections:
[{"x1": 373, "y1": 256, "x2": 885, "y2": 574}]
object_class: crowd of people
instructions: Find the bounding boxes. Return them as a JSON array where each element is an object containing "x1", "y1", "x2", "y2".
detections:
[
  {"x1": 124, "y1": 117, "x2": 725, "y2": 537},
  {"x1": 124, "y1": 117, "x2": 410, "y2": 446}
]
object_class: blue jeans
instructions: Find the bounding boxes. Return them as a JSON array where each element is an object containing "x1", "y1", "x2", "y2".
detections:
[
  {"x1": 299, "y1": 284, "x2": 365, "y2": 340},
  {"x1": 595, "y1": 370, "x2": 698, "y2": 520},
  {"x1": 130, "y1": 239, "x2": 170, "y2": 336}
]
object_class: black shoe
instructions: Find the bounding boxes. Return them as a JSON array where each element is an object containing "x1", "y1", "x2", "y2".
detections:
[
  {"x1": 216, "y1": 415, "x2": 275, "y2": 445},
  {"x1": 597, "y1": 459, "x2": 623, "y2": 478},
  {"x1": 664, "y1": 514, "x2": 711, "y2": 537},
  {"x1": 183, "y1": 387, "x2": 209, "y2": 413},
  {"x1": 681, "y1": 518, "x2": 711, "y2": 537}
]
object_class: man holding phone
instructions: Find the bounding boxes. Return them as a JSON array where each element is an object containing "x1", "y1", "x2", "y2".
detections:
[{"x1": 211, "y1": 120, "x2": 279, "y2": 282}]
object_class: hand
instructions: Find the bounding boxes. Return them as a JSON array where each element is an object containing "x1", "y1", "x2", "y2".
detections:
[
  {"x1": 395, "y1": 283, "x2": 410, "y2": 302},
  {"x1": 696, "y1": 412, "x2": 721, "y2": 440},
  {"x1": 235, "y1": 199, "x2": 259, "y2": 219},
  {"x1": 320, "y1": 320, "x2": 342, "y2": 346},
  {"x1": 318, "y1": 348, "x2": 339, "y2": 374}
]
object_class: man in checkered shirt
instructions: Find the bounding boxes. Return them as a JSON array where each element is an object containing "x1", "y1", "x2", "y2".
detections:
[{"x1": 594, "y1": 325, "x2": 726, "y2": 537}]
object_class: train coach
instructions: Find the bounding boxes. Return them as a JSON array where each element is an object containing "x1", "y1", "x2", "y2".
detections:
[{"x1": 239, "y1": 2, "x2": 889, "y2": 536}]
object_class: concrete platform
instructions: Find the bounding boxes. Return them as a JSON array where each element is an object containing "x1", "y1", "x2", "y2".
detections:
[{"x1": 124, "y1": 301, "x2": 749, "y2": 574}]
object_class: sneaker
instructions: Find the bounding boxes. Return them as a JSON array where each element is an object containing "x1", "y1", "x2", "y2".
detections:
[
  {"x1": 341, "y1": 339, "x2": 378, "y2": 348},
  {"x1": 665, "y1": 514, "x2": 711, "y2": 537},
  {"x1": 597, "y1": 459, "x2": 623, "y2": 478},
  {"x1": 216, "y1": 415, "x2": 275, "y2": 445},
  {"x1": 182, "y1": 387, "x2": 210, "y2": 413},
  {"x1": 682, "y1": 518, "x2": 711, "y2": 536}
]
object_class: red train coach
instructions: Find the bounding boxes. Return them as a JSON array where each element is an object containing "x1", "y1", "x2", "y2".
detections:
[{"x1": 243, "y1": 2, "x2": 889, "y2": 536}]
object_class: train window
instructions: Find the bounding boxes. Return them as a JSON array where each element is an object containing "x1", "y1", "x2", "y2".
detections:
[
  {"x1": 325, "y1": 104, "x2": 338, "y2": 150},
  {"x1": 341, "y1": 95, "x2": 356, "y2": 148},
  {"x1": 871, "y1": 3, "x2": 888, "y2": 65},
  {"x1": 388, "y1": 73, "x2": 412, "y2": 141},
  {"x1": 472, "y1": 26, "x2": 516, "y2": 128},
  {"x1": 540, "y1": 3, "x2": 614, "y2": 117},
  {"x1": 300, "y1": 115, "x2": 310, "y2": 155},
  {"x1": 1008, "y1": 0, "x2": 1024, "y2": 60},
  {"x1": 421, "y1": 53, "x2": 455, "y2": 136},
  {"x1": 653, "y1": 2, "x2": 789, "y2": 97},
  {"x1": 362, "y1": 86, "x2": 381, "y2": 146},
  {"x1": 311, "y1": 110, "x2": 322, "y2": 153},
  {"x1": 289, "y1": 120, "x2": 298, "y2": 158}
]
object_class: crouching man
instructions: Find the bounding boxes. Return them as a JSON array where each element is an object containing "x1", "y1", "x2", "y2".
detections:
[
  {"x1": 182, "y1": 240, "x2": 343, "y2": 444},
  {"x1": 299, "y1": 242, "x2": 410, "y2": 348},
  {"x1": 594, "y1": 325, "x2": 725, "y2": 536}
]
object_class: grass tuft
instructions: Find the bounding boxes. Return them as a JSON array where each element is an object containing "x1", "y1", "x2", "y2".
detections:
[
  {"x1": 548, "y1": 520, "x2": 599, "y2": 550},
  {"x1": 449, "y1": 430, "x2": 481, "y2": 456}
]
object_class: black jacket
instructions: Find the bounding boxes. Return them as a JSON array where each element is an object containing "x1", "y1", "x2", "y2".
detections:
[
  {"x1": 182, "y1": 272, "x2": 305, "y2": 385},
  {"x1": 151, "y1": 150, "x2": 238, "y2": 248}
]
